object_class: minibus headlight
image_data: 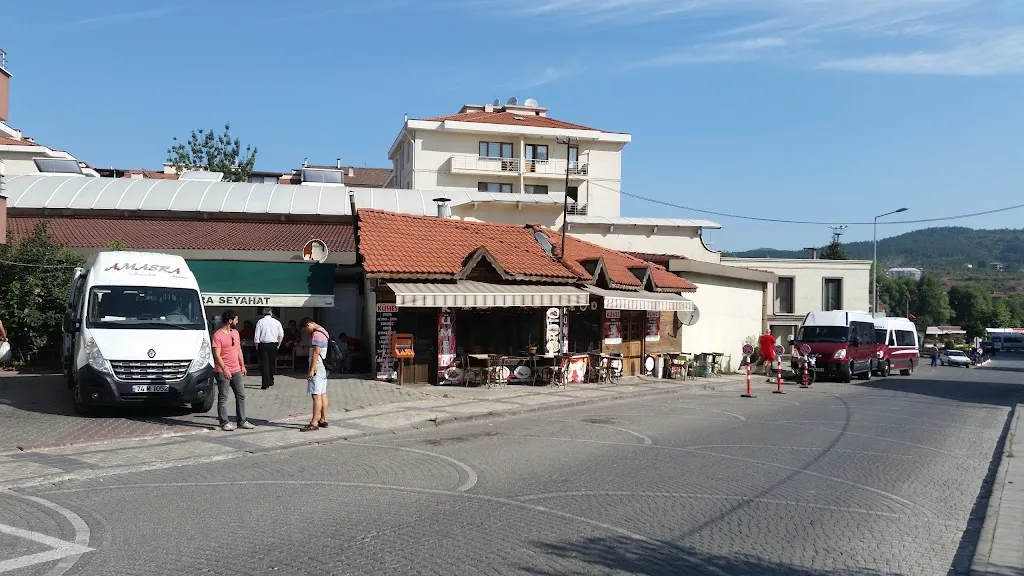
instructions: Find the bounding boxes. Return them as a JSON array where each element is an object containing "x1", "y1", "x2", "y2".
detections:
[
  {"x1": 833, "y1": 348, "x2": 847, "y2": 360},
  {"x1": 876, "y1": 350, "x2": 884, "y2": 359},
  {"x1": 85, "y1": 338, "x2": 110, "y2": 374},
  {"x1": 189, "y1": 338, "x2": 212, "y2": 373}
]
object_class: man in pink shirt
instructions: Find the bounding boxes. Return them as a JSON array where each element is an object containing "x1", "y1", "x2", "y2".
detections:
[{"x1": 212, "y1": 310, "x2": 254, "y2": 431}]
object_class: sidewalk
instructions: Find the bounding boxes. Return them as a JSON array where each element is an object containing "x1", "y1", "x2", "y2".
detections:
[
  {"x1": 971, "y1": 404, "x2": 1023, "y2": 575},
  {"x1": 0, "y1": 372, "x2": 750, "y2": 490}
]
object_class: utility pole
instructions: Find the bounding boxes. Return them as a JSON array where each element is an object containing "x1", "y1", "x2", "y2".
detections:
[
  {"x1": 828, "y1": 225, "x2": 847, "y2": 245},
  {"x1": 555, "y1": 136, "x2": 574, "y2": 261}
]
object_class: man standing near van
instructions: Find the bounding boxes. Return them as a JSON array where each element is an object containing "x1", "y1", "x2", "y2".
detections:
[
  {"x1": 212, "y1": 310, "x2": 255, "y2": 431},
  {"x1": 759, "y1": 329, "x2": 777, "y2": 381},
  {"x1": 254, "y1": 308, "x2": 284, "y2": 389}
]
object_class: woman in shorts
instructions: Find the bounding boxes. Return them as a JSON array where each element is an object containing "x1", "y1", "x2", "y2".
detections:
[{"x1": 299, "y1": 318, "x2": 330, "y2": 432}]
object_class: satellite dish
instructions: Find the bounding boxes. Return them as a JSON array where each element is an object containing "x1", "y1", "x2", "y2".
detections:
[
  {"x1": 506, "y1": 96, "x2": 519, "y2": 106},
  {"x1": 524, "y1": 98, "x2": 539, "y2": 108},
  {"x1": 302, "y1": 239, "x2": 330, "y2": 263},
  {"x1": 492, "y1": 98, "x2": 501, "y2": 106},
  {"x1": 676, "y1": 306, "x2": 700, "y2": 327}
]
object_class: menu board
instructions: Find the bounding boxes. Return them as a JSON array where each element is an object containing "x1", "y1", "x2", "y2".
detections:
[
  {"x1": 544, "y1": 307, "x2": 562, "y2": 356},
  {"x1": 437, "y1": 307, "x2": 456, "y2": 382},
  {"x1": 645, "y1": 311, "x2": 661, "y2": 342},
  {"x1": 603, "y1": 309, "x2": 622, "y2": 345},
  {"x1": 375, "y1": 304, "x2": 398, "y2": 380}
]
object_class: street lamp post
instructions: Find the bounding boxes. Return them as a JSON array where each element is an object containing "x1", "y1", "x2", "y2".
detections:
[{"x1": 873, "y1": 207, "x2": 908, "y2": 315}]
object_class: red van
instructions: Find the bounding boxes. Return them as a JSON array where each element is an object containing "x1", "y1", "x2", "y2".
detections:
[
  {"x1": 872, "y1": 316, "x2": 919, "y2": 376},
  {"x1": 790, "y1": 310, "x2": 876, "y2": 383}
]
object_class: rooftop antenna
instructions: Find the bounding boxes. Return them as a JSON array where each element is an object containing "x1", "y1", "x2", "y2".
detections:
[{"x1": 829, "y1": 225, "x2": 847, "y2": 244}]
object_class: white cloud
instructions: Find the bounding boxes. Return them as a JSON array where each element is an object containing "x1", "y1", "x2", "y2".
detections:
[
  {"x1": 635, "y1": 37, "x2": 790, "y2": 67},
  {"x1": 491, "y1": 0, "x2": 1024, "y2": 76},
  {"x1": 68, "y1": 8, "x2": 178, "y2": 27},
  {"x1": 820, "y1": 30, "x2": 1024, "y2": 75}
]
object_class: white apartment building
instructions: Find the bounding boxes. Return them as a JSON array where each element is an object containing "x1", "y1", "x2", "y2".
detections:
[
  {"x1": 723, "y1": 257, "x2": 873, "y2": 343},
  {"x1": 0, "y1": 49, "x2": 98, "y2": 178}
]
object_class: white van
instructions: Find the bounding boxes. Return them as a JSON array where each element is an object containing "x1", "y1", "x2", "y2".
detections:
[
  {"x1": 62, "y1": 252, "x2": 215, "y2": 414},
  {"x1": 872, "y1": 316, "x2": 920, "y2": 377}
]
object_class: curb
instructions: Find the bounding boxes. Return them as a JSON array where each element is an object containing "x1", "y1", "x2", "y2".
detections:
[{"x1": 970, "y1": 404, "x2": 1020, "y2": 576}]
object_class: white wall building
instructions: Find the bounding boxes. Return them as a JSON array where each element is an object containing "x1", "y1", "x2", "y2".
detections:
[{"x1": 723, "y1": 257, "x2": 873, "y2": 343}]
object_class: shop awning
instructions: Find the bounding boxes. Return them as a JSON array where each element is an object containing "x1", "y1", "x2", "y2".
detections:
[
  {"x1": 584, "y1": 286, "x2": 694, "y2": 312},
  {"x1": 188, "y1": 260, "x2": 336, "y2": 308},
  {"x1": 387, "y1": 281, "x2": 588, "y2": 308}
]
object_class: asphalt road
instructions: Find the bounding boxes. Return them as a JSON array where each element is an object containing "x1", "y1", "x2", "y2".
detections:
[{"x1": 3, "y1": 357, "x2": 1023, "y2": 576}]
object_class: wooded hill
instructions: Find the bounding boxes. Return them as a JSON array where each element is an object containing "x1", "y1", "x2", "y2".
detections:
[{"x1": 728, "y1": 227, "x2": 1024, "y2": 273}]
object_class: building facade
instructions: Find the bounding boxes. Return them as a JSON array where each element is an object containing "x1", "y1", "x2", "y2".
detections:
[
  {"x1": 722, "y1": 257, "x2": 873, "y2": 343},
  {"x1": 388, "y1": 99, "x2": 630, "y2": 219}
]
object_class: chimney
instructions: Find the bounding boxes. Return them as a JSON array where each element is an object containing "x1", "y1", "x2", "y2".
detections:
[
  {"x1": 0, "y1": 49, "x2": 10, "y2": 122},
  {"x1": 432, "y1": 197, "x2": 452, "y2": 218},
  {"x1": 347, "y1": 168, "x2": 354, "y2": 177},
  {"x1": 336, "y1": 158, "x2": 342, "y2": 169},
  {"x1": 805, "y1": 247, "x2": 818, "y2": 259},
  {"x1": 302, "y1": 158, "x2": 308, "y2": 168}
]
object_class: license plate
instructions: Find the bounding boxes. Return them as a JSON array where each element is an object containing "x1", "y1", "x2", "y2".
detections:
[
  {"x1": 131, "y1": 385, "x2": 170, "y2": 393},
  {"x1": 814, "y1": 368, "x2": 824, "y2": 372}
]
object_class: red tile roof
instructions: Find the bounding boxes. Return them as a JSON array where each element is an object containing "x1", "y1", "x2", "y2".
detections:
[
  {"x1": 357, "y1": 210, "x2": 577, "y2": 281},
  {"x1": 7, "y1": 217, "x2": 355, "y2": 253},
  {"x1": 122, "y1": 170, "x2": 179, "y2": 180},
  {"x1": 543, "y1": 230, "x2": 696, "y2": 292},
  {"x1": 0, "y1": 136, "x2": 39, "y2": 147},
  {"x1": 423, "y1": 110, "x2": 609, "y2": 133}
]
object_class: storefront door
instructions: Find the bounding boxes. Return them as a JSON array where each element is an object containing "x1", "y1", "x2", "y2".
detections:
[{"x1": 622, "y1": 311, "x2": 644, "y2": 376}]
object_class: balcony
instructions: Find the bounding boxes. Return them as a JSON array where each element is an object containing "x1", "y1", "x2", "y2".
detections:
[
  {"x1": 448, "y1": 154, "x2": 589, "y2": 180},
  {"x1": 567, "y1": 201, "x2": 588, "y2": 216}
]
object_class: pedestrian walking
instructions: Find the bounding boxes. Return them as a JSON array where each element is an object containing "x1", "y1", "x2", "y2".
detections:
[
  {"x1": 929, "y1": 346, "x2": 938, "y2": 368},
  {"x1": 299, "y1": 318, "x2": 329, "y2": 432},
  {"x1": 0, "y1": 318, "x2": 10, "y2": 365},
  {"x1": 254, "y1": 308, "x2": 284, "y2": 389},
  {"x1": 212, "y1": 310, "x2": 255, "y2": 431},
  {"x1": 758, "y1": 329, "x2": 777, "y2": 382}
]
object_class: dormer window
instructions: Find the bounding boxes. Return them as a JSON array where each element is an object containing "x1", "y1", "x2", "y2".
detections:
[{"x1": 301, "y1": 168, "x2": 344, "y2": 185}]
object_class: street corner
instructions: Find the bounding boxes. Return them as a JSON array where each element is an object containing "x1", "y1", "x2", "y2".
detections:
[{"x1": 0, "y1": 490, "x2": 94, "y2": 574}]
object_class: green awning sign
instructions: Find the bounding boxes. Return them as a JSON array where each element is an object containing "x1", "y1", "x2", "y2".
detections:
[{"x1": 188, "y1": 260, "x2": 336, "y2": 308}]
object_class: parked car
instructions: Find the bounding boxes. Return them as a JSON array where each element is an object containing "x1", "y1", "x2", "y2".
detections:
[{"x1": 940, "y1": 349, "x2": 972, "y2": 368}]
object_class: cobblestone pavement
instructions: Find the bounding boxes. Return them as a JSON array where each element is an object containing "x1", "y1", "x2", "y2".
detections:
[
  {"x1": 0, "y1": 372, "x2": 442, "y2": 451},
  {"x1": 1, "y1": 358, "x2": 1022, "y2": 575}
]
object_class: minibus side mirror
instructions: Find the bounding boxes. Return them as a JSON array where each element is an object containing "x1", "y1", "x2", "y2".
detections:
[{"x1": 787, "y1": 335, "x2": 794, "y2": 344}]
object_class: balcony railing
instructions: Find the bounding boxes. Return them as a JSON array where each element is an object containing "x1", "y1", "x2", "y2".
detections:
[
  {"x1": 567, "y1": 202, "x2": 588, "y2": 216},
  {"x1": 523, "y1": 159, "x2": 589, "y2": 177},
  {"x1": 448, "y1": 154, "x2": 589, "y2": 178},
  {"x1": 449, "y1": 154, "x2": 520, "y2": 174}
]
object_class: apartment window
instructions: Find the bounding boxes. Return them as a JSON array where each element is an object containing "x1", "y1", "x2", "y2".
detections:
[
  {"x1": 776, "y1": 277, "x2": 795, "y2": 314},
  {"x1": 478, "y1": 182, "x2": 512, "y2": 193},
  {"x1": 823, "y1": 278, "x2": 843, "y2": 311},
  {"x1": 479, "y1": 142, "x2": 513, "y2": 159},
  {"x1": 525, "y1": 185, "x2": 548, "y2": 195},
  {"x1": 525, "y1": 144, "x2": 548, "y2": 171}
]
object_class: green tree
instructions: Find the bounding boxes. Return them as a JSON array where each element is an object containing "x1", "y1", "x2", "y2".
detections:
[
  {"x1": 948, "y1": 283, "x2": 992, "y2": 339},
  {"x1": 913, "y1": 275, "x2": 951, "y2": 330},
  {"x1": 0, "y1": 222, "x2": 84, "y2": 359},
  {"x1": 820, "y1": 241, "x2": 847, "y2": 260},
  {"x1": 988, "y1": 301, "x2": 1013, "y2": 328},
  {"x1": 167, "y1": 123, "x2": 257, "y2": 182},
  {"x1": 106, "y1": 240, "x2": 127, "y2": 251}
]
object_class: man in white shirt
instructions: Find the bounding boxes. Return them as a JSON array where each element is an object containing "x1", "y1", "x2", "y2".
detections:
[{"x1": 254, "y1": 308, "x2": 284, "y2": 389}]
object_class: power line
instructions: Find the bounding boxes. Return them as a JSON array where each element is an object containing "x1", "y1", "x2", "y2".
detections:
[
  {"x1": 0, "y1": 259, "x2": 79, "y2": 268},
  {"x1": 585, "y1": 180, "x2": 1024, "y2": 225}
]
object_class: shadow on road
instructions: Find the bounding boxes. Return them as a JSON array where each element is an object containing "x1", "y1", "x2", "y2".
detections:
[
  {"x1": 524, "y1": 534, "x2": 898, "y2": 576},
  {"x1": 848, "y1": 357, "x2": 1024, "y2": 409}
]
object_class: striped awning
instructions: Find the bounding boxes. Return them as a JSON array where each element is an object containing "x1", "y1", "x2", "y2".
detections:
[
  {"x1": 387, "y1": 281, "x2": 588, "y2": 308},
  {"x1": 583, "y1": 286, "x2": 694, "y2": 312}
]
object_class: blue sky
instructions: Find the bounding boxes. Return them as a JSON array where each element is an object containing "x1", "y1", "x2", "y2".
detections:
[{"x1": 5, "y1": 0, "x2": 1024, "y2": 251}]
